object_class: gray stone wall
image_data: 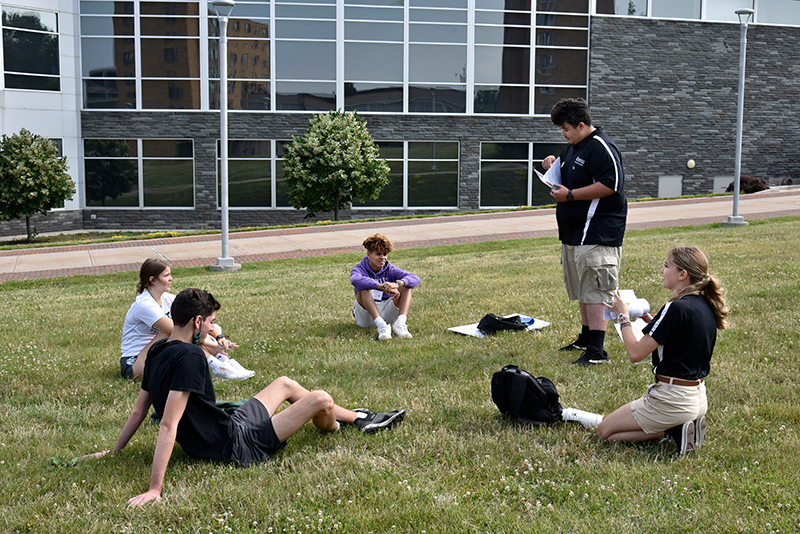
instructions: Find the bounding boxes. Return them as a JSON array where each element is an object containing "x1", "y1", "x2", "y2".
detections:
[
  {"x1": 589, "y1": 17, "x2": 800, "y2": 198},
  {"x1": 0, "y1": 210, "x2": 83, "y2": 239},
  {"x1": 78, "y1": 112, "x2": 562, "y2": 231}
]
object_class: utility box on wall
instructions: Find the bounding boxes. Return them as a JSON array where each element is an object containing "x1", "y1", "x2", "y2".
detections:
[{"x1": 658, "y1": 175, "x2": 683, "y2": 198}]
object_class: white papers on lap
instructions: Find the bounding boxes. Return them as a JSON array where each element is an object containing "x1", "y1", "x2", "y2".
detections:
[
  {"x1": 534, "y1": 157, "x2": 562, "y2": 190},
  {"x1": 448, "y1": 313, "x2": 551, "y2": 338}
]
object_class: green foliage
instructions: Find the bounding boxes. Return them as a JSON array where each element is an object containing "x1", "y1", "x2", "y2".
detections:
[
  {"x1": 0, "y1": 128, "x2": 75, "y2": 242},
  {"x1": 283, "y1": 110, "x2": 391, "y2": 220}
]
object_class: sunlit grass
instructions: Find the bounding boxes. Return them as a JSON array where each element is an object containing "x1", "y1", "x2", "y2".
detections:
[{"x1": 0, "y1": 217, "x2": 798, "y2": 533}]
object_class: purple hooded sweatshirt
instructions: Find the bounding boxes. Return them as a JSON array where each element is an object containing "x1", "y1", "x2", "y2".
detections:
[{"x1": 350, "y1": 256, "x2": 421, "y2": 302}]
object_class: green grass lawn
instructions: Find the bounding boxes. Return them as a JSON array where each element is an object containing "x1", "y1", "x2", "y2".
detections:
[{"x1": 1, "y1": 218, "x2": 798, "y2": 533}]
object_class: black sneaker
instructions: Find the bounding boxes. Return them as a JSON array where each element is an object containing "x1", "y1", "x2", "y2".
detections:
[
  {"x1": 664, "y1": 421, "x2": 696, "y2": 457},
  {"x1": 694, "y1": 415, "x2": 707, "y2": 449},
  {"x1": 559, "y1": 338, "x2": 587, "y2": 352},
  {"x1": 353, "y1": 409, "x2": 406, "y2": 433},
  {"x1": 571, "y1": 349, "x2": 610, "y2": 366},
  {"x1": 338, "y1": 408, "x2": 370, "y2": 428}
]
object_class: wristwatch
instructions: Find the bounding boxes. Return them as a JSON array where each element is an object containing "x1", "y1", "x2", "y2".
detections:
[
  {"x1": 567, "y1": 190, "x2": 574, "y2": 201},
  {"x1": 615, "y1": 313, "x2": 629, "y2": 323}
]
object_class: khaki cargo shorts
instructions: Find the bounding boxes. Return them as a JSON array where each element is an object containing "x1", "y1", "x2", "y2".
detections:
[{"x1": 561, "y1": 244, "x2": 621, "y2": 304}]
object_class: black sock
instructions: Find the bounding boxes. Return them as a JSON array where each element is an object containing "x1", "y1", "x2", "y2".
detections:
[
  {"x1": 587, "y1": 330, "x2": 606, "y2": 353},
  {"x1": 578, "y1": 325, "x2": 590, "y2": 344}
]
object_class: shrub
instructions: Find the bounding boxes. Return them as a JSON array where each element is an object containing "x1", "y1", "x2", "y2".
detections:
[{"x1": 726, "y1": 175, "x2": 768, "y2": 194}]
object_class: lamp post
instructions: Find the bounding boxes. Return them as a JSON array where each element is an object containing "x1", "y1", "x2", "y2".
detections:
[
  {"x1": 210, "y1": 0, "x2": 241, "y2": 271},
  {"x1": 723, "y1": 8, "x2": 754, "y2": 228}
]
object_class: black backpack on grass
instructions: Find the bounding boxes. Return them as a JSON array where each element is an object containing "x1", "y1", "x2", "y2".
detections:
[{"x1": 491, "y1": 365, "x2": 562, "y2": 426}]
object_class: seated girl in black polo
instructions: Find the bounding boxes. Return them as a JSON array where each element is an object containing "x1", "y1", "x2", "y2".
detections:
[{"x1": 596, "y1": 246, "x2": 729, "y2": 456}]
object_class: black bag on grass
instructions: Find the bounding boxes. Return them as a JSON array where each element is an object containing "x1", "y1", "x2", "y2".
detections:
[
  {"x1": 491, "y1": 365, "x2": 562, "y2": 425},
  {"x1": 478, "y1": 313, "x2": 527, "y2": 335}
]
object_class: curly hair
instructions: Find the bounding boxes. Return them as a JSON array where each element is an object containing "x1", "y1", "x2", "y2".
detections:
[
  {"x1": 669, "y1": 247, "x2": 729, "y2": 330},
  {"x1": 550, "y1": 98, "x2": 592, "y2": 128},
  {"x1": 362, "y1": 233, "x2": 393, "y2": 255}
]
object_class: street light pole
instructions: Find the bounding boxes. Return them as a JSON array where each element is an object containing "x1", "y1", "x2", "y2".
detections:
[
  {"x1": 210, "y1": 0, "x2": 241, "y2": 271},
  {"x1": 723, "y1": 8, "x2": 754, "y2": 228}
]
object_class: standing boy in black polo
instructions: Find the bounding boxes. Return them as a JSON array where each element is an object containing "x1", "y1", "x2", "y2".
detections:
[{"x1": 543, "y1": 98, "x2": 627, "y2": 365}]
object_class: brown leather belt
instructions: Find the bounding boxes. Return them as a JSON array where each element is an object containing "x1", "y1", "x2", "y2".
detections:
[{"x1": 655, "y1": 374, "x2": 704, "y2": 387}]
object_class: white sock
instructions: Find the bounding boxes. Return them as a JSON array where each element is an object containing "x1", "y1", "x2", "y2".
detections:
[
  {"x1": 374, "y1": 317, "x2": 388, "y2": 329},
  {"x1": 354, "y1": 411, "x2": 368, "y2": 419},
  {"x1": 395, "y1": 315, "x2": 407, "y2": 327}
]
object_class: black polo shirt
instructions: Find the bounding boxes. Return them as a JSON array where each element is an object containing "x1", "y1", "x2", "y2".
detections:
[
  {"x1": 555, "y1": 126, "x2": 627, "y2": 246},
  {"x1": 642, "y1": 295, "x2": 718, "y2": 381}
]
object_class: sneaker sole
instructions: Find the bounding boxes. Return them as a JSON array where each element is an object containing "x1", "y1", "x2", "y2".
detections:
[
  {"x1": 359, "y1": 410, "x2": 405, "y2": 433},
  {"x1": 694, "y1": 416, "x2": 707, "y2": 449},
  {"x1": 680, "y1": 421, "x2": 696, "y2": 457}
]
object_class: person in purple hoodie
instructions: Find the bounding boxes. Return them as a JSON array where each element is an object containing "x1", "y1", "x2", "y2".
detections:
[{"x1": 351, "y1": 233, "x2": 421, "y2": 341}]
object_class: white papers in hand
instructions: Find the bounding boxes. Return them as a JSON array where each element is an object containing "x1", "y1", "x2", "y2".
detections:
[{"x1": 534, "y1": 157, "x2": 562, "y2": 190}]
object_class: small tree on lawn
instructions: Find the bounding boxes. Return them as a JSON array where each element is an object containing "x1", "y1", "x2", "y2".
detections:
[
  {"x1": 0, "y1": 128, "x2": 75, "y2": 242},
  {"x1": 283, "y1": 110, "x2": 391, "y2": 220}
]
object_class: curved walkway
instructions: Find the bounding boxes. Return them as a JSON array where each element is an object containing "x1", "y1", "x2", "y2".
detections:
[{"x1": 1, "y1": 189, "x2": 798, "y2": 282}]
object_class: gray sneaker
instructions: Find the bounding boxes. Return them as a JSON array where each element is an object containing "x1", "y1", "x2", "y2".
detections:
[{"x1": 353, "y1": 409, "x2": 406, "y2": 433}]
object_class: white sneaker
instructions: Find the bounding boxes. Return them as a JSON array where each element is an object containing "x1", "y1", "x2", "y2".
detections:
[
  {"x1": 377, "y1": 323, "x2": 392, "y2": 341},
  {"x1": 212, "y1": 363, "x2": 252, "y2": 380},
  {"x1": 392, "y1": 322, "x2": 413, "y2": 339},
  {"x1": 228, "y1": 358, "x2": 255, "y2": 379}
]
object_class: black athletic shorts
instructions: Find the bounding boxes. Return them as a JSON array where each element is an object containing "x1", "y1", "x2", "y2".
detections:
[{"x1": 229, "y1": 397, "x2": 287, "y2": 466}]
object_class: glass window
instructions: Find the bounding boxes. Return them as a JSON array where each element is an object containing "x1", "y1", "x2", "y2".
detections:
[
  {"x1": 141, "y1": 39, "x2": 200, "y2": 77},
  {"x1": 140, "y1": 17, "x2": 199, "y2": 36},
  {"x1": 651, "y1": 0, "x2": 701, "y2": 19},
  {"x1": 475, "y1": 24, "x2": 531, "y2": 45},
  {"x1": 409, "y1": 23, "x2": 468, "y2": 43},
  {"x1": 276, "y1": 19, "x2": 335, "y2": 39},
  {"x1": 275, "y1": 41, "x2": 336, "y2": 80},
  {"x1": 355, "y1": 159, "x2": 404, "y2": 207},
  {"x1": 533, "y1": 86, "x2": 586, "y2": 115},
  {"x1": 84, "y1": 139, "x2": 139, "y2": 207},
  {"x1": 704, "y1": 0, "x2": 754, "y2": 22},
  {"x1": 474, "y1": 85, "x2": 529, "y2": 114},
  {"x1": 2, "y1": 7, "x2": 60, "y2": 91},
  {"x1": 475, "y1": 46, "x2": 530, "y2": 84},
  {"x1": 409, "y1": 8, "x2": 468, "y2": 23},
  {"x1": 758, "y1": 0, "x2": 800, "y2": 25},
  {"x1": 220, "y1": 160, "x2": 271, "y2": 207},
  {"x1": 275, "y1": 5, "x2": 336, "y2": 18},
  {"x1": 80, "y1": 16, "x2": 134, "y2": 36},
  {"x1": 595, "y1": 0, "x2": 647, "y2": 15},
  {"x1": 141, "y1": 79, "x2": 202, "y2": 109},
  {"x1": 345, "y1": 6, "x2": 405, "y2": 22},
  {"x1": 535, "y1": 48, "x2": 587, "y2": 85},
  {"x1": 143, "y1": 160, "x2": 194, "y2": 206},
  {"x1": 344, "y1": 83, "x2": 403, "y2": 112},
  {"x1": 408, "y1": 160, "x2": 459, "y2": 207},
  {"x1": 345, "y1": 21, "x2": 404, "y2": 41},
  {"x1": 345, "y1": 42, "x2": 403, "y2": 81},
  {"x1": 536, "y1": 0, "x2": 589, "y2": 14},
  {"x1": 410, "y1": 44, "x2": 466, "y2": 83},
  {"x1": 139, "y1": 2, "x2": 199, "y2": 16},
  {"x1": 275, "y1": 81, "x2": 336, "y2": 111},
  {"x1": 536, "y1": 28, "x2": 587, "y2": 46},
  {"x1": 79, "y1": 2, "x2": 135, "y2": 16},
  {"x1": 409, "y1": 85, "x2": 466, "y2": 113},
  {"x1": 480, "y1": 160, "x2": 528, "y2": 207}
]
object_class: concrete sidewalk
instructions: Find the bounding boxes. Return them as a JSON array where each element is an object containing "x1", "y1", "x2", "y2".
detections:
[{"x1": 1, "y1": 188, "x2": 798, "y2": 282}]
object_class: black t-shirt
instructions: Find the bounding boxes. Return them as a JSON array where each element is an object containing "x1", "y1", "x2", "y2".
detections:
[
  {"x1": 142, "y1": 339, "x2": 234, "y2": 460},
  {"x1": 555, "y1": 126, "x2": 627, "y2": 246},
  {"x1": 642, "y1": 294, "x2": 718, "y2": 380}
]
